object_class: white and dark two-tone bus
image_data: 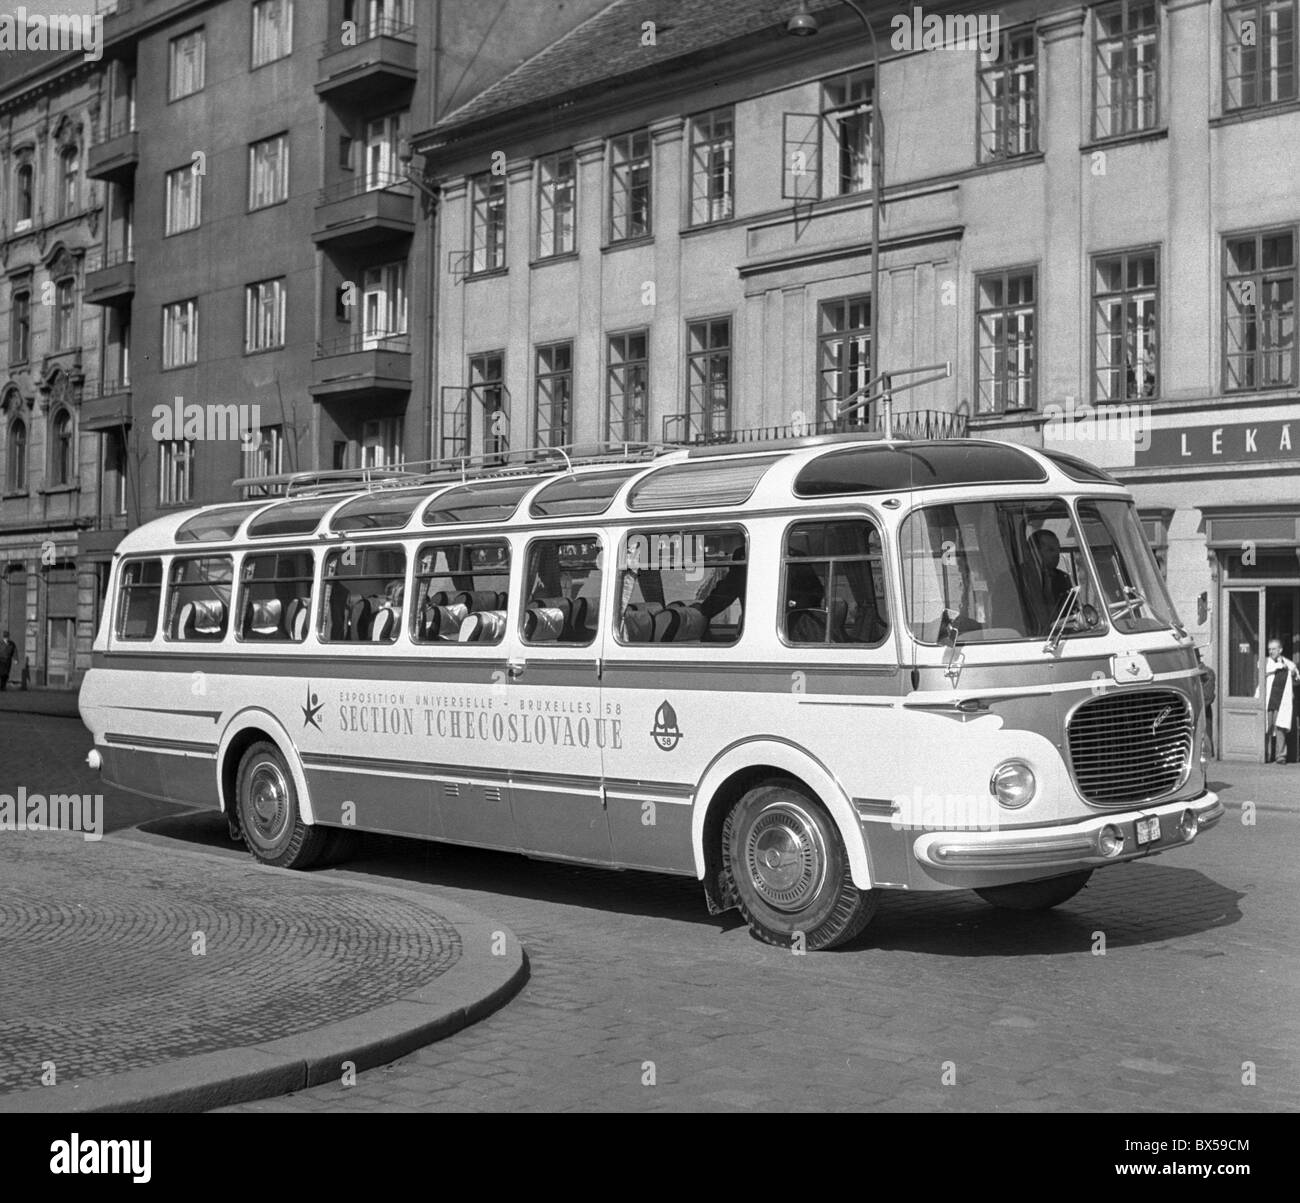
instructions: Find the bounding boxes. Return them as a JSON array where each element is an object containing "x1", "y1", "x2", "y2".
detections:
[{"x1": 80, "y1": 433, "x2": 1221, "y2": 949}]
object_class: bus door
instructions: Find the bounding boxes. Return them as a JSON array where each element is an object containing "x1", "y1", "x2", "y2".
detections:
[{"x1": 501, "y1": 532, "x2": 611, "y2": 862}]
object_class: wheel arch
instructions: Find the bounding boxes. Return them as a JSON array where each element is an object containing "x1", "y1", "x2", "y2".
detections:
[
  {"x1": 216, "y1": 708, "x2": 316, "y2": 825},
  {"x1": 692, "y1": 738, "x2": 871, "y2": 895}
]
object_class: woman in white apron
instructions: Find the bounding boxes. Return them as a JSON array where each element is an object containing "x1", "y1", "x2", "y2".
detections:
[{"x1": 1263, "y1": 640, "x2": 1300, "y2": 764}]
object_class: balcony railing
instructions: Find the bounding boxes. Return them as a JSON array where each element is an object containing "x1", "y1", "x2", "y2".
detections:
[
  {"x1": 663, "y1": 409, "x2": 968, "y2": 446},
  {"x1": 325, "y1": 16, "x2": 416, "y2": 48},
  {"x1": 317, "y1": 173, "x2": 412, "y2": 206},
  {"x1": 83, "y1": 244, "x2": 135, "y2": 272},
  {"x1": 93, "y1": 113, "x2": 137, "y2": 147},
  {"x1": 315, "y1": 330, "x2": 410, "y2": 358}
]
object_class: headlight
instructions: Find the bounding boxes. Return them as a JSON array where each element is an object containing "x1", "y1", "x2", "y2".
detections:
[
  {"x1": 1098, "y1": 824, "x2": 1125, "y2": 857},
  {"x1": 990, "y1": 760, "x2": 1036, "y2": 808}
]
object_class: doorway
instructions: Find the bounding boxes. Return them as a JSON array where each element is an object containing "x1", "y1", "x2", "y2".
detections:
[{"x1": 1220, "y1": 584, "x2": 1300, "y2": 761}]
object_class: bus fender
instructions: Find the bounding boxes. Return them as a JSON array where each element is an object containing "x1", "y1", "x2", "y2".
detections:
[
  {"x1": 692, "y1": 739, "x2": 872, "y2": 890},
  {"x1": 216, "y1": 708, "x2": 316, "y2": 826}
]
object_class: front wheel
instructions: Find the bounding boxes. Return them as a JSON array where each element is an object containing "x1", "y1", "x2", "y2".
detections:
[
  {"x1": 724, "y1": 782, "x2": 877, "y2": 950},
  {"x1": 975, "y1": 869, "x2": 1093, "y2": 911},
  {"x1": 235, "y1": 741, "x2": 330, "y2": 869}
]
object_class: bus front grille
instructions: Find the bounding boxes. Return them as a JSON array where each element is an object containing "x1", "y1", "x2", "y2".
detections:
[{"x1": 1066, "y1": 688, "x2": 1193, "y2": 807}]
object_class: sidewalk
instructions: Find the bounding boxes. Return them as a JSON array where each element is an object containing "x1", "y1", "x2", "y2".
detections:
[
  {"x1": 0, "y1": 687, "x2": 80, "y2": 719},
  {"x1": 1207, "y1": 760, "x2": 1300, "y2": 812},
  {"x1": 0, "y1": 830, "x2": 526, "y2": 1113}
]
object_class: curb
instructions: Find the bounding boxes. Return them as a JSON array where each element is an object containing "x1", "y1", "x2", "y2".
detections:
[{"x1": 0, "y1": 834, "x2": 528, "y2": 1113}]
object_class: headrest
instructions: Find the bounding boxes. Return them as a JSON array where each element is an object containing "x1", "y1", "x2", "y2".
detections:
[
  {"x1": 525, "y1": 605, "x2": 565, "y2": 642},
  {"x1": 459, "y1": 610, "x2": 506, "y2": 643},
  {"x1": 250, "y1": 597, "x2": 282, "y2": 635},
  {"x1": 348, "y1": 596, "x2": 372, "y2": 641},
  {"x1": 668, "y1": 601, "x2": 708, "y2": 642}
]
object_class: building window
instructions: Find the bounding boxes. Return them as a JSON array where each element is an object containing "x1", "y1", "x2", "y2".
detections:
[
  {"x1": 54, "y1": 278, "x2": 76, "y2": 350},
  {"x1": 245, "y1": 278, "x2": 286, "y2": 352},
  {"x1": 364, "y1": 112, "x2": 405, "y2": 191},
  {"x1": 15, "y1": 162, "x2": 33, "y2": 226},
  {"x1": 976, "y1": 268, "x2": 1037, "y2": 413},
  {"x1": 607, "y1": 330, "x2": 648, "y2": 443},
  {"x1": 104, "y1": 429, "x2": 128, "y2": 515},
  {"x1": 168, "y1": 28, "x2": 206, "y2": 100},
  {"x1": 165, "y1": 163, "x2": 202, "y2": 234},
  {"x1": 1094, "y1": 2, "x2": 1159, "y2": 138},
  {"x1": 537, "y1": 150, "x2": 576, "y2": 258},
  {"x1": 535, "y1": 342, "x2": 573, "y2": 447},
  {"x1": 1224, "y1": 228, "x2": 1296, "y2": 391},
  {"x1": 6, "y1": 419, "x2": 26, "y2": 492},
  {"x1": 818, "y1": 296, "x2": 871, "y2": 427},
  {"x1": 159, "y1": 440, "x2": 193, "y2": 506},
  {"x1": 362, "y1": 0, "x2": 414, "y2": 39},
  {"x1": 248, "y1": 134, "x2": 289, "y2": 210},
  {"x1": 470, "y1": 173, "x2": 506, "y2": 273},
  {"x1": 251, "y1": 0, "x2": 293, "y2": 67},
  {"x1": 690, "y1": 108, "x2": 734, "y2": 225},
  {"x1": 362, "y1": 263, "x2": 407, "y2": 346},
  {"x1": 50, "y1": 408, "x2": 74, "y2": 486},
  {"x1": 10, "y1": 291, "x2": 30, "y2": 363},
  {"x1": 686, "y1": 317, "x2": 731, "y2": 439},
  {"x1": 822, "y1": 70, "x2": 873, "y2": 196},
  {"x1": 978, "y1": 27, "x2": 1038, "y2": 161},
  {"x1": 467, "y1": 350, "x2": 506, "y2": 461},
  {"x1": 59, "y1": 146, "x2": 79, "y2": 217},
  {"x1": 361, "y1": 418, "x2": 403, "y2": 469},
  {"x1": 1224, "y1": 0, "x2": 1298, "y2": 110},
  {"x1": 1093, "y1": 248, "x2": 1159, "y2": 401},
  {"x1": 162, "y1": 299, "x2": 199, "y2": 368},
  {"x1": 243, "y1": 424, "x2": 284, "y2": 480},
  {"x1": 609, "y1": 130, "x2": 652, "y2": 242}
]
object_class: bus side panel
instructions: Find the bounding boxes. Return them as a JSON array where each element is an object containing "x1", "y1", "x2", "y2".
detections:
[
  {"x1": 100, "y1": 745, "x2": 219, "y2": 810},
  {"x1": 300, "y1": 760, "x2": 434, "y2": 839}
]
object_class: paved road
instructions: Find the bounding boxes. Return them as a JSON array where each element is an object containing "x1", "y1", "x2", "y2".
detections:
[{"x1": 4, "y1": 712, "x2": 1296, "y2": 1111}]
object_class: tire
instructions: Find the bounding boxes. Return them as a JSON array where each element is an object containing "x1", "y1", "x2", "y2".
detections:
[
  {"x1": 723, "y1": 781, "x2": 877, "y2": 950},
  {"x1": 975, "y1": 869, "x2": 1093, "y2": 911},
  {"x1": 235, "y1": 741, "x2": 330, "y2": 869}
]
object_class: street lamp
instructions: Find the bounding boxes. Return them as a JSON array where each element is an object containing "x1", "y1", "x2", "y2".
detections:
[{"x1": 787, "y1": 1, "x2": 885, "y2": 433}]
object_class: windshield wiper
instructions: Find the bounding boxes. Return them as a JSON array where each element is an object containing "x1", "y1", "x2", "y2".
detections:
[{"x1": 1043, "y1": 585, "x2": 1081, "y2": 654}]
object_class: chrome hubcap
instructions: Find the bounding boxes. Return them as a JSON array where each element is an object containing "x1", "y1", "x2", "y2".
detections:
[
  {"x1": 744, "y1": 802, "x2": 827, "y2": 912},
  {"x1": 246, "y1": 761, "x2": 289, "y2": 844}
]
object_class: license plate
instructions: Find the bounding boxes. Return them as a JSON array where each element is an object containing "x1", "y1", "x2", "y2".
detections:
[{"x1": 1136, "y1": 815, "x2": 1161, "y2": 845}]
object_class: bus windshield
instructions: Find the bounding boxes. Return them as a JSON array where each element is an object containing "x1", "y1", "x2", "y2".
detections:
[
  {"x1": 901, "y1": 499, "x2": 1107, "y2": 645},
  {"x1": 1076, "y1": 498, "x2": 1180, "y2": 634}
]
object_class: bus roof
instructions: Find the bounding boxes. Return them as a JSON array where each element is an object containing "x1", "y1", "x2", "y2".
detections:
[{"x1": 119, "y1": 436, "x2": 1126, "y2": 556}]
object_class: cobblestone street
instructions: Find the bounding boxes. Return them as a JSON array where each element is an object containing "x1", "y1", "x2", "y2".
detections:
[{"x1": 2, "y1": 712, "x2": 1294, "y2": 1112}]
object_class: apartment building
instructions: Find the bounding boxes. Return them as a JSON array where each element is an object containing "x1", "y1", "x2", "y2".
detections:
[{"x1": 414, "y1": 0, "x2": 1300, "y2": 760}]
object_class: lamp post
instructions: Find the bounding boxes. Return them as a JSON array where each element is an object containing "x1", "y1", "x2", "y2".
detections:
[{"x1": 787, "y1": 1, "x2": 886, "y2": 433}]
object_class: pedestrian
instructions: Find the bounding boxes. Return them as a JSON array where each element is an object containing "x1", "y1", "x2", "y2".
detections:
[
  {"x1": 1196, "y1": 649, "x2": 1216, "y2": 759},
  {"x1": 0, "y1": 630, "x2": 14, "y2": 691},
  {"x1": 1263, "y1": 639, "x2": 1300, "y2": 764}
]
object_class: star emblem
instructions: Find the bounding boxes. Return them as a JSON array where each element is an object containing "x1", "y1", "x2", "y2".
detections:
[{"x1": 302, "y1": 684, "x2": 323, "y2": 731}]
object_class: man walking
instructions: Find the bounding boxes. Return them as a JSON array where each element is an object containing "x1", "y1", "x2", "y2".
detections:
[
  {"x1": 1263, "y1": 639, "x2": 1300, "y2": 764},
  {"x1": 0, "y1": 630, "x2": 14, "y2": 691}
]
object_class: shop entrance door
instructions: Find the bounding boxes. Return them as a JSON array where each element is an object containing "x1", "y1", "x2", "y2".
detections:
[
  {"x1": 1221, "y1": 588, "x2": 1263, "y2": 760},
  {"x1": 1264, "y1": 585, "x2": 1300, "y2": 761}
]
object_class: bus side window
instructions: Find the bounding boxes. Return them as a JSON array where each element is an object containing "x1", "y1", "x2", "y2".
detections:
[
  {"x1": 617, "y1": 527, "x2": 747, "y2": 645},
  {"x1": 521, "y1": 536, "x2": 601, "y2": 646},
  {"x1": 319, "y1": 544, "x2": 406, "y2": 644},
  {"x1": 412, "y1": 540, "x2": 510, "y2": 645},
  {"x1": 116, "y1": 559, "x2": 163, "y2": 641},
  {"x1": 238, "y1": 551, "x2": 314, "y2": 643},
  {"x1": 782, "y1": 520, "x2": 889, "y2": 646},
  {"x1": 165, "y1": 555, "x2": 234, "y2": 642}
]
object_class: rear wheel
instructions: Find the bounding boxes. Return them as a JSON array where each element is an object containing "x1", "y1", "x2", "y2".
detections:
[
  {"x1": 235, "y1": 741, "x2": 330, "y2": 869},
  {"x1": 724, "y1": 782, "x2": 877, "y2": 950},
  {"x1": 975, "y1": 869, "x2": 1093, "y2": 911}
]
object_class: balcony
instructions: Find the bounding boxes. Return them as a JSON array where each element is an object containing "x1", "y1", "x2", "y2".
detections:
[
  {"x1": 316, "y1": 18, "x2": 417, "y2": 104},
  {"x1": 312, "y1": 175, "x2": 415, "y2": 248},
  {"x1": 86, "y1": 116, "x2": 138, "y2": 183},
  {"x1": 84, "y1": 246, "x2": 135, "y2": 306},
  {"x1": 663, "y1": 409, "x2": 969, "y2": 446},
  {"x1": 80, "y1": 377, "x2": 133, "y2": 432},
  {"x1": 310, "y1": 332, "x2": 411, "y2": 402}
]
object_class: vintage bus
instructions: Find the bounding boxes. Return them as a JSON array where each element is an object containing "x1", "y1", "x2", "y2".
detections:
[{"x1": 80, "y1": 434, "x2": 1222, "y2": 950}]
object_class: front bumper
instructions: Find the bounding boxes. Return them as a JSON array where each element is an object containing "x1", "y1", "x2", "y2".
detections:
[{"x1": 911, "y1": 792, "x2": 1223, "y2": 873}]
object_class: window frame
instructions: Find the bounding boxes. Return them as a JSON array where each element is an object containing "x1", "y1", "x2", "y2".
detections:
[
  {"x1": 817, "y1": 294, "x2": 872, "y2": 427},
  {"x1": 318, "y1": 541, "x2": 409, "y2": 644},
  {"x1": 164, "y1": 162, "x2": 202, "y2": 235},
  {"x1": 1222, "y1": 224, "x2": 1298, "y2": 393},
  {"x1": 1092, "y1": 0, "x2": 1161, "y2": 140},
  {"x1": 168, "y1": 27, "x2": 207, "y2": 101},
  {"x1": 163, "y1": 553, "x2": 234, "y2": 643},
  {"x1": 608, "y1": 129, "x2": 653, "y2": 244},
  {"x1": 469, "y1": 172, "x2": 507, "y2": 274},
  {"x1": 114, "y1": 557, "x2": 164, "y2": 642},
  {"x1": 162, "y1": 298, "x2": 199, "y2": 369},
  {"x1": 974, "y1": 265, "x2": 1039, "y2": 414},
  {"x1": 534, "y1": 340, "x2": 574, "y2": 448},
  {"x1": 778, "y1": 516, "x2": 892, "y2": 650},
  {"x1": 606, "y1": 328, "x2": 649, "y2": 443},
  {"x1": 409, "y1": 538, "x2": 512, "y2": 647},
  {"x1": 6, "y1": 417, "x2": 28, "y2": 493},
  {"x1": 248, "y1": 133, "x2": 289, "y2": 211},
  {"x1": 59, "y1": 145, "x2": 80, "y2": 218},
  {"x1": 1090, "y1": 245, "x2": 1160, "y2": 402},
  {"x1": 251, "y1": 0, "x2": 293, "y2": 69},
  {"x1": 519, "y1": 533, "x2": 604, "y2": 648},
  {"x1": 613, "y1": 523, "x2": 749, "y2": 648},
  {"x1": 684, "y1": 315, "x2": 733, "y2": 440},
  {"x1": 977, "y1": 24, "x2": 1039, "y2": 163},
  {"x1": 536, "y1": 149, "x2": 577, "y2": 259},
  {"x1": 821, "y1": 69, "x2": 874, "y2": 198},
  {"x1": 49, "y1": 407, "x2": 75, "y2": 486},
  {"x1": 244, "y1": 277, "x2": 286, "y2": 353},
  {"x1": 53, "y1": 277, "x2": 76, "y2": 351},
  {"x1": 688, "y1": 107, "x2": 735, "y2": 226},
  {"x1": 235, "y1": 549, "x2": 314, "y2": 644},
  {"x1": 10, "y1": 289, "x2": 31, "y2": 363},
  {"x1": 1223, "y1": 0, "x2": 1299, "y2": 112},
  {"x1": 158, "y1": 438, "x2": 194, "y2": 507}
]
